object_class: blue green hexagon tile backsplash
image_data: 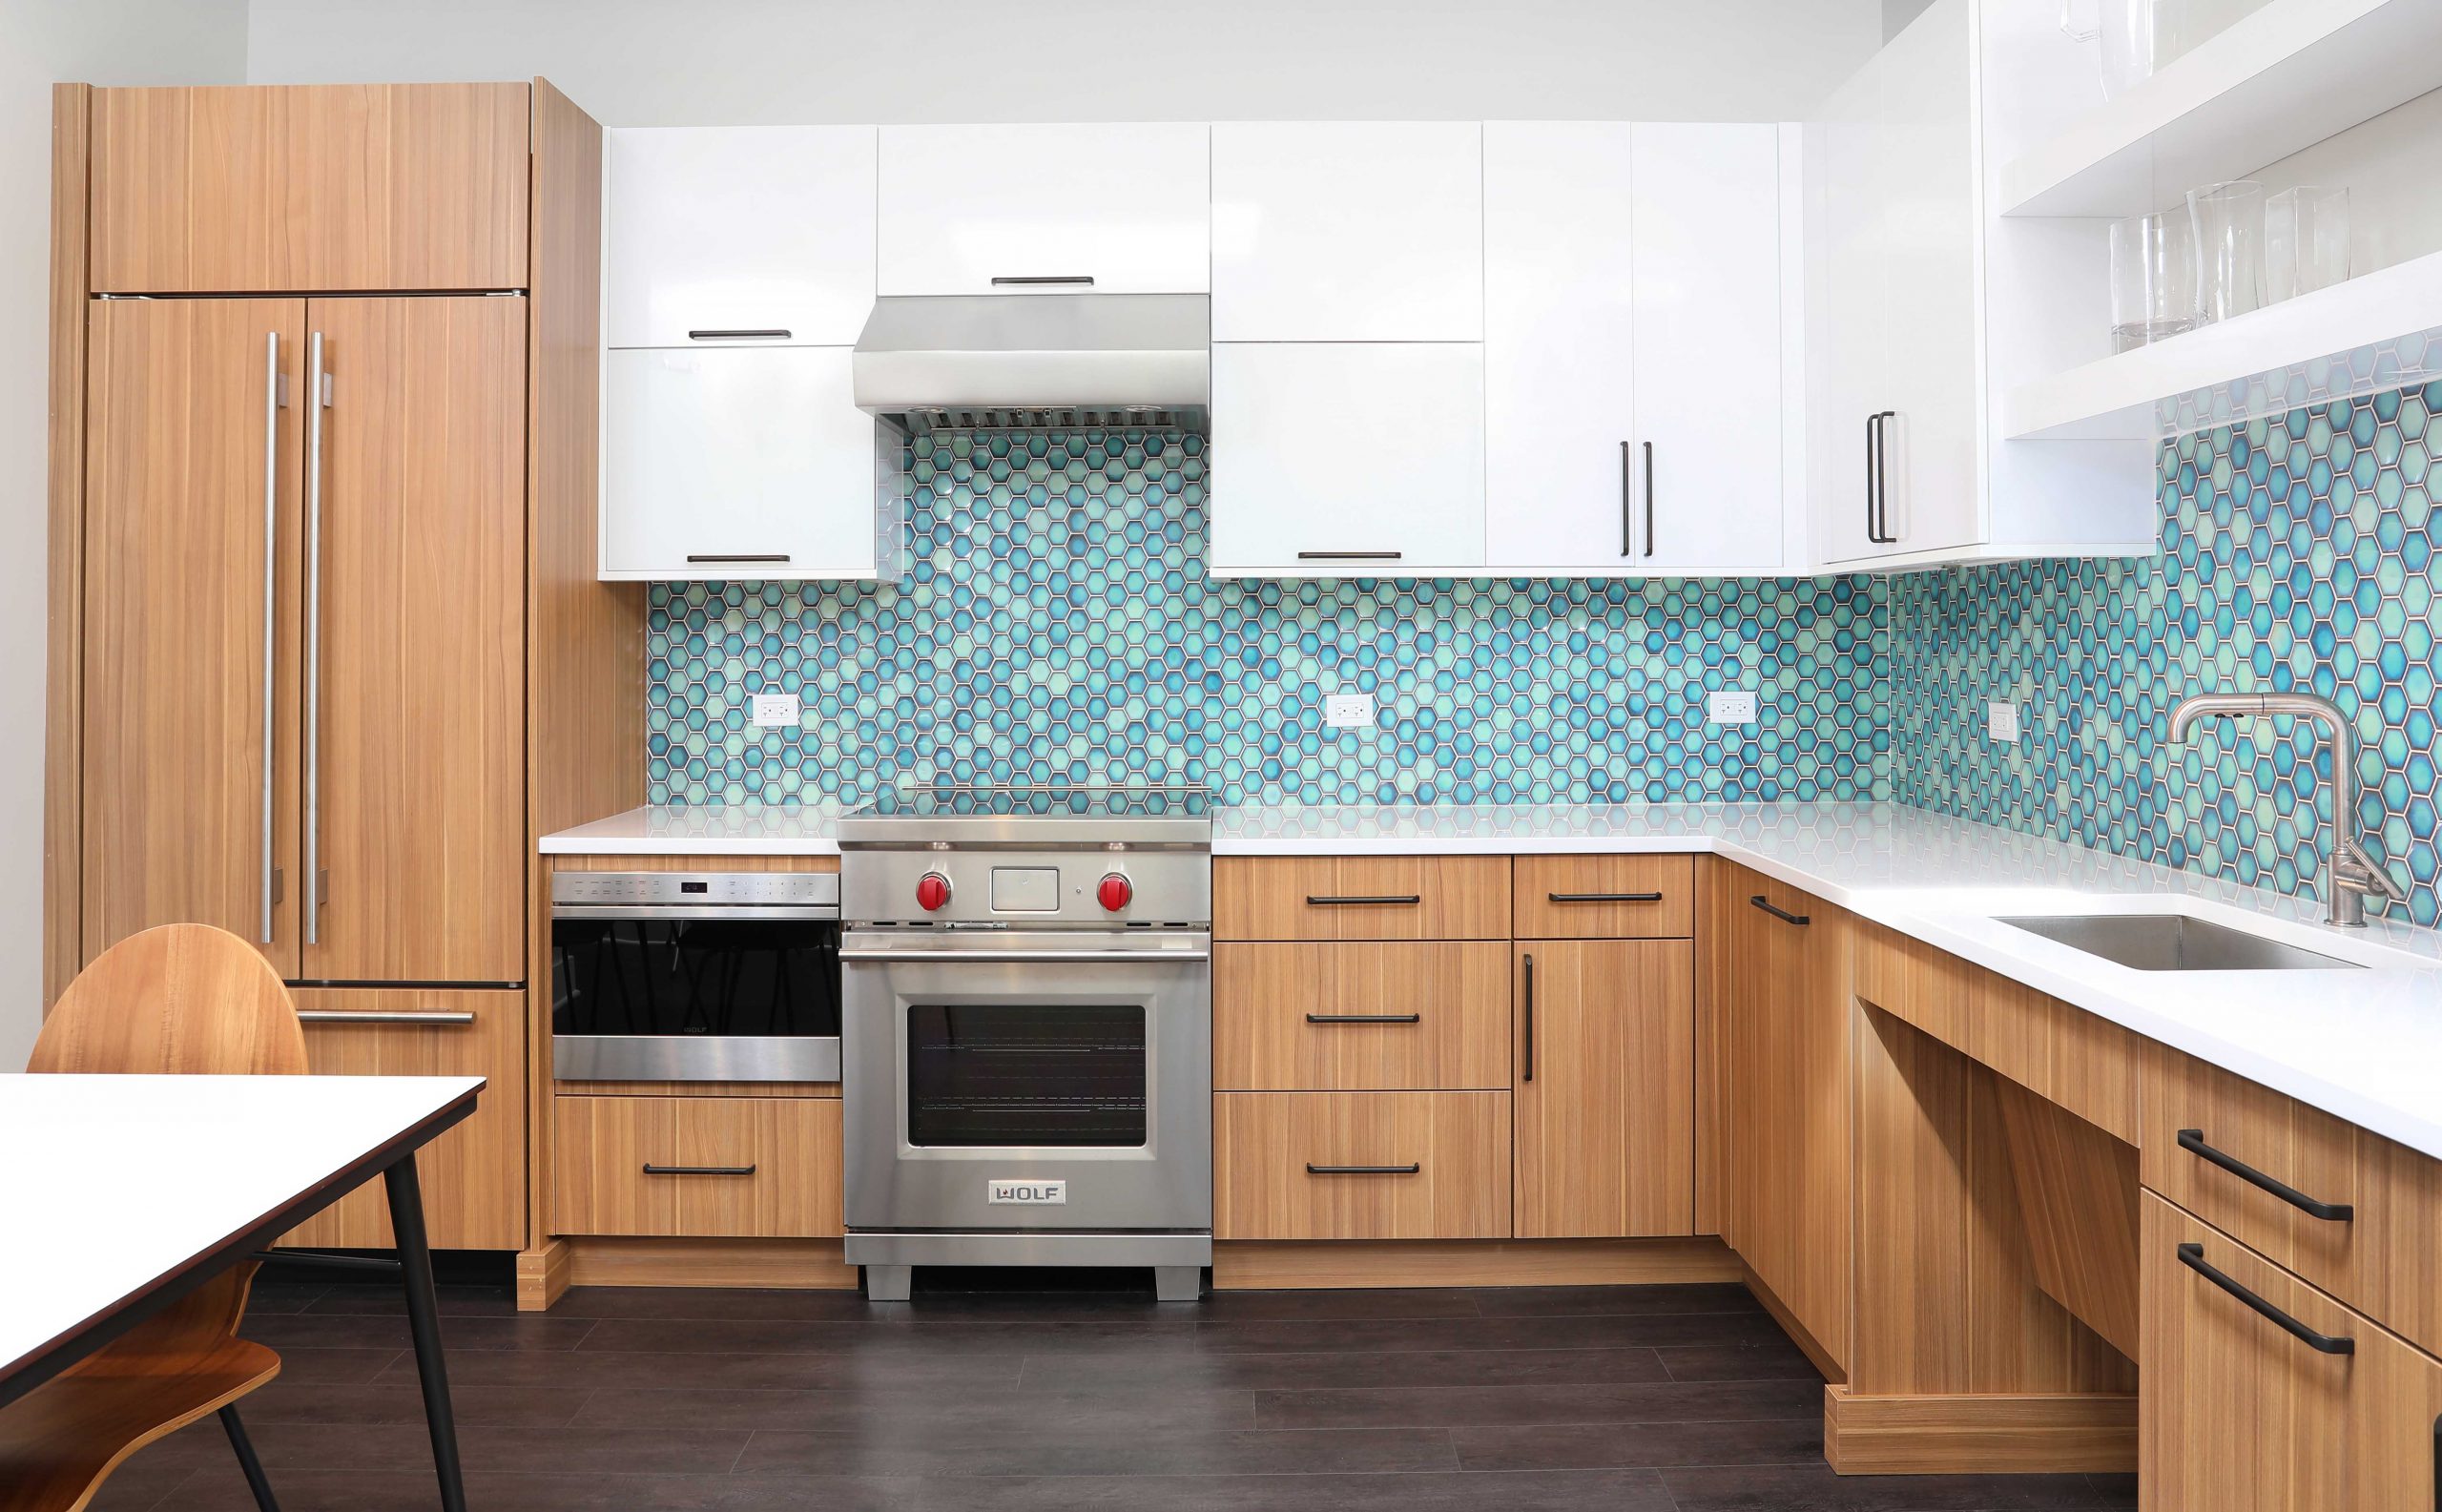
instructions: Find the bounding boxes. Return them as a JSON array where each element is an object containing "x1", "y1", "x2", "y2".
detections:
[
  {"x1": 1888, "y1": 383, "x2": 2442, "y2": 928},
  {"x1": 646, "y1": 429, "x2": 1892, "y2": 807}
]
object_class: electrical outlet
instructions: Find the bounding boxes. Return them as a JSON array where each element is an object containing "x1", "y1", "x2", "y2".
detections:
[
  {"x1": 1987, "y1": 700, "x2": 2021, "y2": 743},
  {"x1": 751, "y1": 693, "x2": 801, "y2": 729},
  {"x1": 1324, "y1": 694, "x2": 1376, "y2": 730},
  {"x1": 1708, "y1": 691, "x2": 1758, "y2": 726}
]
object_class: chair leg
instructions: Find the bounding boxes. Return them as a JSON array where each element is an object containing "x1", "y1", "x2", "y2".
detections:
[{"x1": 218, "y1": 1405, "x2": 280, "y2": 1511}]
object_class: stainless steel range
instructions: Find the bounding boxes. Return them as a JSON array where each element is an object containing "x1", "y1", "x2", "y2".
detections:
[{"x1": 837, "y1": 783, "x2": 1212, "y2": 1303}]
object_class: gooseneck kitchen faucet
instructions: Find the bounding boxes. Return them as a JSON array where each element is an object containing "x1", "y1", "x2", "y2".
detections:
[{"x1": 2169, "y1": 692, "x2": 2409, "y2": 928}]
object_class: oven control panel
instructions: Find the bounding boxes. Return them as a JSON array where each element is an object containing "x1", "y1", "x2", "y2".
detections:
[
  {"x1": 843, "y1": 848, "x2": 1209, "y2": 927},
  {"x1": 550, "y1": 871, "x2": 840, "y2": 909}
]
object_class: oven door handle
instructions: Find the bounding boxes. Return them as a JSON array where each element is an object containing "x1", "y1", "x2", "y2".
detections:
[{"x1": 839, "y1": 948, "x2": 1211, "y2": 964}]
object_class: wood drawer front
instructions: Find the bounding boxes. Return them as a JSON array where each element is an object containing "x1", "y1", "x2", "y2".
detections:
[
  {"x1": 1974, "y1": 973, "x2": 2139, "y2": 1145},
  {"x1": 1852, "y1": 921, "x2": 1976, "y2": 1049},
  {"x1": 1512, "y1": 855, "x2": 1693, "y2": 938},
  {"x1": 2142, "y1": 1193, "x2": 2442, "y2": 1512},
  {"x1": 554, "y1": 1095, "x2": 842, "y2": 1238},
  {"x1": 1214, "y1": 856, "x2": 1510, "y2": 941},
  {"x1": 2143, "y1": 1046, "x2": 2357, "y2": 1304},
  {"x1": 1213, "y1": 942, "x2": 1509, "y2": 1090},
  {"x1": 282, "y1": 988, "x2": 525, "y2": 1252},
  {"x1": 1214, "y1": 1091, "x2": 1511, "y2": 1239}
]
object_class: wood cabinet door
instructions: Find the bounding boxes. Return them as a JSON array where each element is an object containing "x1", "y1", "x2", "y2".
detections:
[
  {"x1": 1725, "y1": 866, "x2": 1852, "y2": 1370},
  {"x1": 301, "y1": 296, "x2": 526, "y2": 983},
  {"x1": 90, "y1": 83, "x2": 528, "y2": 295},
  {"x1": 81, "y1": 298, "x2": 304, "y2": 976},
  {"x1": 281, "y1": 988, "x2": 527, "y2": 1251},
  {"x1": 1513, "y1": 940, "x2": 1695, "y2": 1238}
]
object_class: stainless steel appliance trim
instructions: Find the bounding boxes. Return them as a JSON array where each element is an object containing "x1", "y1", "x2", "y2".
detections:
[
  {"x1": 554, "y1": 1034, "x2": 843, "y2": 1083},
  {"x1": 259, "y1": 329, "x2": 280, "y2": 945},
  {"x1": 550, "y1": 871, "x2": 840, "y2": 907},
  {"x1": 551, "y1": 903, "x2": 840, "y2": 922},
  {"x1": 298, "y1": 1010, "x2": 476, "y2": 1025},
  {"x1": 841, "y1": 947, "x2": 1209, "y2": 964},
  {"x1": 843, "y1": 1231, "x2": 1211, "y2": 1268},
  {"x1": 303, "y1": 330, "x2": 326, "y2": 944}
]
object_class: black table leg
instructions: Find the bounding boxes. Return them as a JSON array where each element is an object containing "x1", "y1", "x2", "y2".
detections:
[{"x1": 383, "y1": 1155, "x2": 467, "y2": 1511}]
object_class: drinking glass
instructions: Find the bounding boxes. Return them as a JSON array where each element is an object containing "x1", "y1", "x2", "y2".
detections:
[
  {"x1": 2110, "y1": 210, "x2": 2199, "y2": 351},
  {"x1": 2187, "y1": 179, "x2": 2265, "y2": 323},
  {"x1": 2265, "y1": 185, "x2": 2350, "y2": 302},
  {"x1": 2097, "y1": 0, "x2": 2184, "y2": 100}
]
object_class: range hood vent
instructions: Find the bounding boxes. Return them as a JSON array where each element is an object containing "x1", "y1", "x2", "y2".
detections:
[{"x1": 852, "y1": 293, "x2": 1210, "y2": 433}]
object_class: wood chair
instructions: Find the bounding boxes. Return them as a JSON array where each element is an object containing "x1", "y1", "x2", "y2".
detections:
[{"x1": 2, "y1": 923, "x2": 306, "y2": 1512}]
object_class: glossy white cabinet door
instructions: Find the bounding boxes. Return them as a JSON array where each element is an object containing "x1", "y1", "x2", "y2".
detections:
[
  {"x1": 1208, "y1": 343, "x2": 1486, "y2": 576},
  {"x1": 1811, "y1": 56, "x2": 1890, "y2": 567},
  {"x1": 603, "y1": 346, "x2": 884, "y2": 580},
  {"x1": 606, "y1": 126, "x2": 878, "y2": 349},
  {"x1": 1211, "y1": 122, "x2": 1483, "y2": 342},
  {"x1": 877, "y1": 124, "x2": 1211, "y2": 296},
  {"x1": 1483, "y1": 122, "x2": 1640, "y2": 572},
  {"x1": 1629, "y1": 123, "x2": 1786, "y2": 571}
]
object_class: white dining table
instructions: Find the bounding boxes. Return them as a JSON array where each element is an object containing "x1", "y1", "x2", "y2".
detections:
[{"x1": 0, "y1": 1072, "x2": 484, "y2": 1510}]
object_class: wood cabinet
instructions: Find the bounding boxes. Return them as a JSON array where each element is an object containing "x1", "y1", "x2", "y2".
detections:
[
  {"x1": 1213, "y1": 1091, "x2": 1510, "y2": 1240},
  {"x1": 1213, "y1": 856, "x2": 1511, "y2": 941},
  {"x1": 554, "y1": 1095, "x2": 844, "y2": 1238},
  {"x1": 282, "y1": 988, "x2": 527, "y2": 1251},
  {"x1": 2142, "y1": 1192, "x2": 2442, "y2": 1511},
  {"x1": 1511, "y1": 855, "x2": 1694, "y2": 939},
  {"x1": 1210, "y1": 121, "x2": 1481, "y2": 342},
  {"x1": 606, "y1": 125, "x2": 877, "y2": 348},
  {"x1": 1482, "y1": 122, "x2": 1792, "y2": 573},
  {"x1": 601, "y1": 346, "x2": 889, "y2": 581},
  {"x1": 89, "y1": 84, "x2": 529, "y2": 295},
  {"x1": 1206, "y1": 342, "x2": 1487, "y2": 576},
  {"x1": 1213, "y1": 942, "x2": 1509, "y2": 1091},
  {"x1": 878, "y1": 124, "x2": 1210, "y2": 296},
  {"x1": 1723, "y1": 865, "x2": 1852, "y2": 1370},
  {"x1": 1513, "y1": 940, "x2": 1694, "y2": 1238}
]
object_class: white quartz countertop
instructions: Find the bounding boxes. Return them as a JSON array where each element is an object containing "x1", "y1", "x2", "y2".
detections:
[{"x1": 543, "y1": 801, "x2": 2442, "y2": 1160}]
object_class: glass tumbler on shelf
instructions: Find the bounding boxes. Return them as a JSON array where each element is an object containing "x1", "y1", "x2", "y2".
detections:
[
  {"x1": 2187, "y1": 179, "x2": 2265, "y2": 323},
  {"x1": 2265, "y1": 185, "x2": 2350, "y2": 302},
  {"x1": 2090, "y1": 0, "x2": 2184, "y2": 100},
  {"x1": 2109, "y1": 210, "x2": 2198, "y2": 352}
]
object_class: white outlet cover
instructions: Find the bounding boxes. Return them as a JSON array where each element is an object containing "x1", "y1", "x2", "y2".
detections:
[
  {"x1": 1325, "y1": 694, "x2": 1376, "y2": 729},
  {"x1": 1708, "y1": 691, "x2": 1758, "y2": 726},
  {"x1": 1987, "y1": 701, "x2": 2021, "y2": 743},
  {"x1": 751, "y1": 693, "x2": 801, "y2": 729}
]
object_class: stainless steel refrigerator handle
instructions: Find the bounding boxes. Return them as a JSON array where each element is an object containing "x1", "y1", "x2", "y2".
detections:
[
  {"x1": 838, "y1": 948, "x2": 1211, "y2": 964},
  {"x1": 297, "y1": 1010, "x2": 477, "y2": 1025},
  {"x1": 303, "y1": 331, "x2": 325, "y2": 945},
  {"x1": 259, "y1": 330, "x2": 280, "y2": 945}
]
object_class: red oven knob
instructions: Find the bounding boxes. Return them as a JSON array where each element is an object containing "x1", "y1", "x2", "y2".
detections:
[
  {"x1": 1097, "y1": 873, "x2": 1133, "y2": 912},
  {"x1": 916, "y1": 872, "x2": 952, "y2": 912}
]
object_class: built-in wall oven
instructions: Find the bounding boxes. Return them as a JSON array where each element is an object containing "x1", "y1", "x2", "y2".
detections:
[
  {"x1": 837, "y1": 786, "x2": 1212, "y2": 1302},
  {"x1": 549, "y1": 871, "x2": 841, "y2": 1082}
]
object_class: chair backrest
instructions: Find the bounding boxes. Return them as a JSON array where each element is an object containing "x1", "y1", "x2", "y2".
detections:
[{"x1": 29, "y1": 923, "x2": 308, "y2": 1076}]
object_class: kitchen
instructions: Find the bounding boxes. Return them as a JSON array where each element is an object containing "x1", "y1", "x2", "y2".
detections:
[{"x1": 7, "y1": 0, "x2": 2442, "y2": 1508}]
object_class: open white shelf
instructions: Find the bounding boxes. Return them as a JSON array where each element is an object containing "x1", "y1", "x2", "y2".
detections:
[
  {"x1": 1998, "y1": 0, "x2": 2442, "y2": 219},
  {"x1": 2003, "y1": 247, "x2": 2442, "y2": 441}
]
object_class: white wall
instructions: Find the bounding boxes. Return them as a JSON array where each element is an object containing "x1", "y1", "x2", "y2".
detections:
[
  {"x1": 0, "y1": 0, "x2": 249, "y2": 1067},
  {"x1": 1884, "y1": 0, "x2": 1938, "y2": 42},
  {"x1": 246, "y1": 0, "x2": 1882, "y2": 125}
]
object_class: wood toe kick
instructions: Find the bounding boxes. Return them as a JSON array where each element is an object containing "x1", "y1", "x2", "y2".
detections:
[{"x1": 1823, "y1": 1384, "x2": 2138, "y2": 1476}]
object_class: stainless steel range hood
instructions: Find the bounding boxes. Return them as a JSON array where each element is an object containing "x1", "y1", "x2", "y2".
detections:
[{"x1": 851, "y1": 293, "x2": 1209, "y2": 432}]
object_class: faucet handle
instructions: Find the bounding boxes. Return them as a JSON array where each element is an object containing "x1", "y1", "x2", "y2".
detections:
[{"x1": 2337, "y1": 837, "x2": 2410, "y2": 906}]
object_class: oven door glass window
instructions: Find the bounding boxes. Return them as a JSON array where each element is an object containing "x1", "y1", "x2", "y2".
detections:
[
  {"x1": 905, "y1": 1005, "x2": 1148, "y2": 1148},
  {"x1": 549, "y1": 919, "x2": 842, "y2": 1039}
]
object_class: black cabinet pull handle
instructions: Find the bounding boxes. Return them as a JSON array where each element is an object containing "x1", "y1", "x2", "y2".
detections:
[
  {"x1": 1521, "y1": 951, "x2": 1535, "y2": 1084},
  {"x1": 1307, "y1": 1163, "x2": 1421, "y2": 1175},
  {"x1": 2177, "y1": 1242, "x2": 2354, "y2": 1355},
  {"x1": 1619, "y1": 441, "x2": 1633, "y2": 556},
  {"x1": 1868, "y1": 410, "x2": 1898, "y2": 544},
  {"x1": 1749, "y1": 895, "x2": 1810, "y2": 927},
  {"x1": 643, "y1": 1164, "x2": 758, "y2": 1176},
  {"x1": 687, "y1": 328, "x2": 791, "y2": 341},
  {"x1": 990, "y1": 275, "x2": 1095, "y2": 286},
  {"x1": 1306, "y1": 1013, "x2": 1421, "y2": 1025},
  {"x1": 686, "y1": 553, "x2": 792, "y2": 565},
  {"x1": 1547, "y1": 891, "x2": 1665, "y2": 903},
  {"x1": 1296, "y1": 551, "x2": 1403, "y2": 561},
  {"x1": 2430, "y1": 1412, "x2": 2439, "y2": 1512},
  {"x1": 1642, "y1": 440, "x2": 1656, "y2": 558},
  {"x1": 2177, "y1": 1129, "x2": 2354, "y2": 1221},
  {"x1": 1305, "y1": 894, "x2": 1420, "y2": 906}
]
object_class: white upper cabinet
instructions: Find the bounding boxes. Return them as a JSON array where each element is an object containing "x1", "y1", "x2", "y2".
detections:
[
  {"x1": 1484, "y1": 121, "x2": 1793, "y2": 574},
  {"x1": 603, "y1": 346, "x2": 890, "y2": 581},
  {"x1": 1207, "y1": 343, "x2": 1486, "y2": 576},
  {"x1": 1211, "y1": 122, "x2": 1483, "y2": 342},
  {"x1": 605, "y1": 126, "x2": 878, "y2": 348},
  {"x1": 876, "y1": 124, "x2": 1211, "y2": 296}
]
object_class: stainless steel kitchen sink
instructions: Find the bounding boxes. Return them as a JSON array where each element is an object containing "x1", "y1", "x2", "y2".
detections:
[{"x1": 1996, "y1": 913, "x2": 2364, "y2": 971}]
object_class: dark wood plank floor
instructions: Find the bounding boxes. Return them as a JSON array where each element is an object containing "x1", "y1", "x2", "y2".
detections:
[{"x1": 91, "y1": 1275, "x2": 2139, "y2": 1510}]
